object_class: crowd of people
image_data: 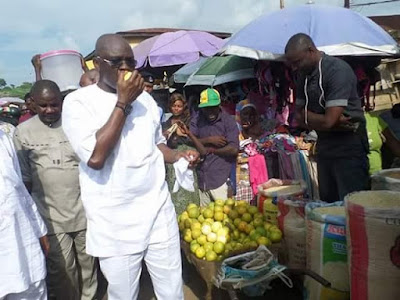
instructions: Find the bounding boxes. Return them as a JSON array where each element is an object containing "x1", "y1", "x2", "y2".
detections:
[{"x1": 1, "y1": 32, "x2": 400, "y2": 300}]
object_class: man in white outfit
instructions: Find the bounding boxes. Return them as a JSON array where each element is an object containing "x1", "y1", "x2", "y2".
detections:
[
  {"x1": 62, "y1": 34, "x2": 198, "y2": 300},
  {"x1": 0, "y1": 130, "x2": 48, "y2": 300}
]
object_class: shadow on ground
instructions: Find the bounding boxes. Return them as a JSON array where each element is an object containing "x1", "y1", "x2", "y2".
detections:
[{"x1": 99, "y1": 262, "x2": 303, "y2": 300}]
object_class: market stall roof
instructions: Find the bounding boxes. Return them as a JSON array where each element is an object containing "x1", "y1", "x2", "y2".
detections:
[
  {"x1": 220, "y1": 4, "x2": 400, "y2": 60},
  {"x1": 117, "y1": 28, "x2": 231, "y2": 39},
  {"x1": 369, "y1": 15, "x2": 400, "y2": 31}
]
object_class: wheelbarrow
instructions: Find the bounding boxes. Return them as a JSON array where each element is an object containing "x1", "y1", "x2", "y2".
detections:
[{"x1": 182, "y1": 241, "x2": 330, "y2": 300}]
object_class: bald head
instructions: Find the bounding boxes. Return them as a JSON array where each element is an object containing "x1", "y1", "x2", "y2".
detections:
[
  {"x1": 30, "y1": 80, "x2": 62, "y2": 125},
  {"x1": 285, "y1": 33, "x2": 316, "y2": 54},
  {"x1": 284, "y1": 33, "x2": 320, "y2": 74},
  {"x1": 93, "y1": 33, "x2": 137, "y2": 92},
  {"x1": 80, "y1": 69, "x2": 100, "y2": 87},
  {"x1": 95, "y1": 34, "x2": 132, "y2": 58},
  {"x1": 31, "y1": 80, "x2": 61, "y2": 100}
]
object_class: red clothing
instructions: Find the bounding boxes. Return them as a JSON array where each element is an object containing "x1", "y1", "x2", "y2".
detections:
[
  {"x1": 248, "y1": 154, "x2": 268, "y2": 195},
  {"x1": 19, "y1": 112, "x2": 34, "y2": 124}
]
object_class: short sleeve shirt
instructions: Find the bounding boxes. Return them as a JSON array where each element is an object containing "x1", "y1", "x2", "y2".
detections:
[
  {"x1": 295, "y1": 54, "x2": 368, "y2": 158},
  {"x1": 191, "y1": 110, "x2": 239, "y2": 191}
]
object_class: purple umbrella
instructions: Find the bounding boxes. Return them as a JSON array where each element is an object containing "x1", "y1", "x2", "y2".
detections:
[{"x1": 133, "y1": 30, "x2": 224, "y2": 68}]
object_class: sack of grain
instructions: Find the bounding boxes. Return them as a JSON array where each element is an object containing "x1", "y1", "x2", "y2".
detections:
[
  {"x1": 304, "y1": 202, "x2": 350, "y2": 300},
  {"x1": 257, "y1": 179, "x2": 306, "y2": 225},
  {"x1": 277, "y1": 198, "x2": 315, "y2": 269},
  {"x1": 371, "y1": 168, "x2": 400, "y2": 191},
  {"x1": 345, "y1": 191, "x2": 400, "y2": 300}
]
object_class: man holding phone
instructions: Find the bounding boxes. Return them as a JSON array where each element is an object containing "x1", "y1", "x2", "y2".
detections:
[{"x1": 285, "y1": 33, "x2": 369, "y2": 202}]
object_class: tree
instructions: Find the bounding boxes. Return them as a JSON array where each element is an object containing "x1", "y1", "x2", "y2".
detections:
[
  {"x1": 0, "y1": 81, "x2": 33, "y2": 98},
  {"x1": 0, "y1": 78, "x2": 6, "y2": 88}
]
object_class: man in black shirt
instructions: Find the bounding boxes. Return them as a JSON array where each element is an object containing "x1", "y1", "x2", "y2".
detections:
[{"x1": 285, "y1": 33, "x2": 369, "y2": 202}]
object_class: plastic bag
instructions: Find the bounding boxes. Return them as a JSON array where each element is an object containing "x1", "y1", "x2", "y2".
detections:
[{"x1": 214, "y1": 246, "x2": 292, "y2": 296}]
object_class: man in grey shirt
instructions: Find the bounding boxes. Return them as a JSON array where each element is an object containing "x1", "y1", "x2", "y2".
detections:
[
  {"x1": 13, "y1": 80, "x2": 97, "y2": 300},
  {"x1": 285, "y1": 33, "x2": 369, "y2": 202}
]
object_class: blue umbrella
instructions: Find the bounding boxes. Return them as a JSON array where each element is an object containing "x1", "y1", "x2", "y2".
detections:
[{"x1": 220, "y1": 4, "x2": 399, "y2": 59}]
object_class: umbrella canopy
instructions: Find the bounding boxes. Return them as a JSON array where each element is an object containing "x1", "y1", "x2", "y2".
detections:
[
  {"x1": 185, "y1": 55, "x2": 255, "y2": 87},
  {"x1": 0, "y1": 97, "x2": 25, "y2": 106},
  {"x1": 133, "y1": 30, "x2": 224, "y2": 68},
  {"x1": 171, "y1": 57, "x2": 208, "y2": 84},
  {"x1": 220, "y1": 4, "x2": 399, "y2": 60}
]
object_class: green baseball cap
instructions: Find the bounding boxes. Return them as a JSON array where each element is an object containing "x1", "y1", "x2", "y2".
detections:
[{"x1": 198, "y1": 88, "x2": 221, "y2": 108}]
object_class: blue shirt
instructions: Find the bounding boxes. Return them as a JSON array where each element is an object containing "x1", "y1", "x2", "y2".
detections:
[{"x1": 191, "y1": 110, "x2": 239, "y2": 191}]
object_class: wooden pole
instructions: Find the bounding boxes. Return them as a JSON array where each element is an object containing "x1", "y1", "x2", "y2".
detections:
[
  {"x1": 344, "y1": 0, "x2": 350, "y2": 8},
  {"x1": 280, "y1": 0, "x2": 284, "y2": 9}
]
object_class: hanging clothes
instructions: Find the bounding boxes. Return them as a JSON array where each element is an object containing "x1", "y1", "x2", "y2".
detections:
[
  {"x1": 248, "y1": 154, "x2": 269, "y2": 196},
  {"x1": 302, "y1": 151, "x2": 320, "y2": 200}
]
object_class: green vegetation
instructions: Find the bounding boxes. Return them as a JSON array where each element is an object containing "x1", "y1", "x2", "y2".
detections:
[{"x1": 0, "y1": 78, "x2": 33, "y2": 99}]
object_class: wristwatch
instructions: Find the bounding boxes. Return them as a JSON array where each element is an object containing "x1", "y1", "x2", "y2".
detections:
[{"x1": 115, "y1": 102, "x2": 133, "y2": 116}]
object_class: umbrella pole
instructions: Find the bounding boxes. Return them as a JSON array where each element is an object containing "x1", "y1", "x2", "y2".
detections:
[{"x1": 280, "y1": 0, "x2": 284, "y2": 9}]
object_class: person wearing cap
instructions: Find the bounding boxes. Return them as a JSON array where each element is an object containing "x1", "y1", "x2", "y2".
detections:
[
  {"x1": 190, "y1": 88, "x2": 239, "y2": 205},
  {"x1": 0, "y1": 103, "x2": 19, "y2": 137},
  {"x1": 143, "y1": 75, "x2": 154, "y2": 94},
  {"x1": 143, "y1": 75, "x2": 164, "y2": 120}
]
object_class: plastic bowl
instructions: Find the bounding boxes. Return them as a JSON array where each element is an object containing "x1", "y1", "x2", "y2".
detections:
[{"x1": 40, "y1": 50, "x2": 83, "y2": 91}]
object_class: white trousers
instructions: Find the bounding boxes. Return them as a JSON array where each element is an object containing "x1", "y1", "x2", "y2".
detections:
[
  {"x1": 1, "y1": 280, "x2": 47, "y2": 300},
  {"x1": 99, "y1": 199, "x2": 183, "y2": 300},
  {"x1": 199, "y1": 182, "x2": 228, "y2": 206}
]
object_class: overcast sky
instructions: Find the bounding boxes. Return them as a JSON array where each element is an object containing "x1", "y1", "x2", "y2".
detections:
[{"x1": 1, "y1": 0, "x2": 399, "y2": 85}]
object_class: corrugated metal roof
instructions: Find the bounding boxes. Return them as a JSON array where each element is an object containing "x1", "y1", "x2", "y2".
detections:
[
  {"x1": 116, "y1": 27, "x2": 231, "y2": 38},
  {"x1": 370, "y1": 15, "x2": 400, "y2": 31}
]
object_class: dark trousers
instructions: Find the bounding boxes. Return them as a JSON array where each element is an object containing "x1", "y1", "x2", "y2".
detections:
[{"x1": 317, "y1": 155, "x2": 369, "y2": 203}]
